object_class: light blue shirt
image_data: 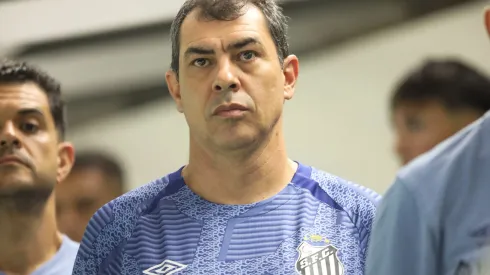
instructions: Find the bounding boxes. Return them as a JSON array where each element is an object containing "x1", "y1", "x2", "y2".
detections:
[
  {"x1": 0, "y1": 235, "x2": 79, "y2": 275},
  {"x1": 366, "y1": 111, "x2": 490, "y2": 275}
]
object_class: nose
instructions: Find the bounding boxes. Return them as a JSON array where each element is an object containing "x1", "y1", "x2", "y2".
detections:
[
  {"x1": 394, "y1": 136, "x2": 411, "y2": 165},
  {"x1": 212, "y1": 59, "x2": 240, "y2": 93},
  {"x1": 0, "y1": 122, "x2": 21, "y2": 149}
]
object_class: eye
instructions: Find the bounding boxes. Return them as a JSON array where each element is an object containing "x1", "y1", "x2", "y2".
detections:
[
  {"x1": 19, "y1": 122, "x2": 39, "y2": 134},
  {"x1": 192, "y1": 58, "x2": 210, "y2": 67},
  {"x1": 239, "y1": 51, "x2": 257, "y2": 62},
  {"x1": 405, "y1": 117, "x2": 424, "y2": 132}
]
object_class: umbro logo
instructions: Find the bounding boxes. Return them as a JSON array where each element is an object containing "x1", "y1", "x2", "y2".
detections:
[{"x1": 143, "y1": 260, "x2": 187, "y2": 275}]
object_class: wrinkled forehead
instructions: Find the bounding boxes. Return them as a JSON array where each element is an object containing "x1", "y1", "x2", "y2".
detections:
[{"x1": 179, "y1": 5, "x2": 271, "y2": 50}]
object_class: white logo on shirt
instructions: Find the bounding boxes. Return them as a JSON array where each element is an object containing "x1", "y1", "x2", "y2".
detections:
[
  {"x1": 143, "y1": 260, "x2": 187, "y2": 275},
  {"x1": 295, "y1": 234, "x2": 344, "y2": 275}
]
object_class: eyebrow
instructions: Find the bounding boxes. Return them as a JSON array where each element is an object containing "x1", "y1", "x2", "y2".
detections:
[
  {"x1": 183, "y1": 37, "x2": 262, "y2": 59},
  {"x1": 17, "y1": 108, "x2": 45, "y2": 117},
  {"x1": 227, "y1": 37, "x2": 261, "y2": 51},
  {"x1": 184, "y1": 46, "x2": 215, "y2": 59}
]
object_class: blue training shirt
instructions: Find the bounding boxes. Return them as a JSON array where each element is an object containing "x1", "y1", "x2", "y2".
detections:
[
  {"x1": 366, "y1": 111, "x2": 490, "y2": 275},
  {"x1": 73, "y1": 162, "x2": 380, "y2": 275}
]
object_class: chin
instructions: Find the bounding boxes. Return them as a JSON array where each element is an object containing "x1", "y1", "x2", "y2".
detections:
[
  {"x1": 0, "y1": 169, "x2": 51, "y2": 192},
  {"x1": 215, "y1": 134, "x2": 259, "y2": 151},
  {"x1": 210, "y1": 124, "x2": 267, "y2": 150},
  {"x1": 0, "y1": 169, "x2": 34, "y2": 181},
  {"x1": 0, "y1": 176, "x2": 36, "y2": 192}
]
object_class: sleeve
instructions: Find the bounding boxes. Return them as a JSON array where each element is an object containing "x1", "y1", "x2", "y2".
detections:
[
  {"x1": 365, "y1": 179, "x2": 438, "y2": 275},
  {"x1": 72, "y1": 203, "x2": 115, "y2": 275},
  {"x1": 346, "y1": 181, "x2": 382, "y2": 207},
  {"x1": 341, "y1": 181, "x2": 381, "y2": 261},
  {"x1": 355, "y1": 184, "x2": 381, "y2": 269}
]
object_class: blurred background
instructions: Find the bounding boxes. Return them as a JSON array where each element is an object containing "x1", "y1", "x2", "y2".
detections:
[{"x1": 1, "y1": 0, "x2": 489, "y2": 195}]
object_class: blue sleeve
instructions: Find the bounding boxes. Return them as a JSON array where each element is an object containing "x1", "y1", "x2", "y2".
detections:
[
  {"x1": 365, "y1": 179, "x2": 437, "y2": 275},
  {"x1": 344, "y1": 181, "x2": 381, "y2": 249},
  {"x1": 72, "y1": 203, "x2": 115, "y2": 274},
  {"x1": 347, "y1": 181, "x2": 382, "y2": 207}
]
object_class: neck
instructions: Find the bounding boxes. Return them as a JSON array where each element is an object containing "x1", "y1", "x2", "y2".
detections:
[
  {"x1": 0, "y1": 195, "x2": 61, "y2": 275},
  {"x1": 184, "y1": 122, "x2": 297, "y2": 205}
]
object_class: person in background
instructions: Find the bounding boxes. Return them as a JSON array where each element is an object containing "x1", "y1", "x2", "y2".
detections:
[
  {"x1": 73, "y1": 0, "x2": 380, "y2": 274},
  {"x1": 365, "y1": 9, "x2": 490, "y2": 275},
  {"x1": 391, "y1": 59, "x2": 490, "y2": 165},
  {"x1": 56, "y1": 151, "x2": 124, "y2": 242},
  {"x1": 0, "y1": 59, "x2": 77, "y2": 275}
]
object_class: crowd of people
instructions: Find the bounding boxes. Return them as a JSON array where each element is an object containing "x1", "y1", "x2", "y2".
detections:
[{"x1": 0, "y1": 0, "x2": 489, "y2": 274}]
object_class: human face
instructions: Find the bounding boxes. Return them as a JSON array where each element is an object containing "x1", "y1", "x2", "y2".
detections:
[
  {"x1": 166, "y1": 5, "x2": 299, "y2": 152},
  {"x1": 56, "y1": 168, "x2": 121, "y2": 242},
  {"x1": 0, "y1": 83, "x2": 73, "y2": 198},
  {"x1": 392, "y1": 101, "x2": 480, "y2": 165}
]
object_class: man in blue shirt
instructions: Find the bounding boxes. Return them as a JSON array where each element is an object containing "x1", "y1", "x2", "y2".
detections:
[
  {"x1": 366, "y1": 9, "x2": 490, "y2": 274},
  {"x1": 73, "y1": 0, "x2": 380, "y2": 274},
  {"x1": 0, "y1": 59, "x2": 79, "y2": 274}
]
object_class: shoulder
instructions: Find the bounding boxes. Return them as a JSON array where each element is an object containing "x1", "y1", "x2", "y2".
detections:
[
  {"x1": 307, "y1": 165, "x2": 381, "y2": 210},
  {"x1": 60, "y1": 235, "x2": 79, "y2": 267},
  {"x1": 292, "y1": 163, "x2": 381, "y2": 232},
  {"x1": 292, "y1": 163, "x2": 381, "y2": 257},
  {"x1": 88, "y1": 176, "x2": 170, "y2": 237},
  {"x1": 62, "y1": 235, "x2": 80, "y2": 255},
  {"x1": 34, "y1": 235, "x2": 80, "y2": 274},
  {"x1": 76, "y1": 174, "x2": 174, "y2": 268}
]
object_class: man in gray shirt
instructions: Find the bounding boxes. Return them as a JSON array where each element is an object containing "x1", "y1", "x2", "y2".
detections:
[
  {"x1": 366, "y1": 9, "x2": 490, "y2": 273},
  {"x1": 0, "y1": 59, "x2": 78, "y2": 275}
]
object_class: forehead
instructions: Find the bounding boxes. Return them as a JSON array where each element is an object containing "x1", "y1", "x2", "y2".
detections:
[
  {"x1": 394, "y1": 100, "x2": 447, "y2": 116},
  {"x1": 0, "y1": 82, "x2": 50, "y2": 112},
  {"x1": 180, "y1": 5, "x2": 272, "y2": 49},
  {"x1": 392, "y1": 101, "x2": 452, "y2": 128}
]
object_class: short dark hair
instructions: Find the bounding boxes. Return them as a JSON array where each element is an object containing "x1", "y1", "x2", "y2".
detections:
[
  {"x1": 0, "y1": 59, "x2": 66, "y2": 139},
  {"x1": 391, "y1": 59, "x2": 490, "y2": 114},
  {"x1": 170, "y1": 0, "x2": 289, "y2": 75},
  {"x1": 72, "y1": 151, "x2": 125, "y2": 192}
]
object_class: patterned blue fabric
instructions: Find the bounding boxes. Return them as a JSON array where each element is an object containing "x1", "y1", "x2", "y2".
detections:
[{"x1": 73, "y1": 162, "x2": 380, "y2": 275}]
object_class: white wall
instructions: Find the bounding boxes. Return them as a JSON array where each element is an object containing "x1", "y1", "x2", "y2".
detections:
[
  {"x1": 69, "y1": 1, "x2": 490, "y2": 194},
  {"x1": 0, "y1": 0, "x2": 181, "y2": 48},
  {"x1": 2, "y1": 0, "x2": 306, "y2": 99}
]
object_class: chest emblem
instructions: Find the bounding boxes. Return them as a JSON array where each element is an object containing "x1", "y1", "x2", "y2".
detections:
[{"x1": 295, "y1": 234, "x2": 344, "y2": 275}]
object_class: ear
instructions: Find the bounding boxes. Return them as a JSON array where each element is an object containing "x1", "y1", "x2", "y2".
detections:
[
  {"x1": 282, "y1": 55, "x2": 299, "y2": 101},
  {"x1": 485, "y1": 9, "x2": 490, "y2": 36},
  {"x1": 166, "y1": 70, "x2": 184, "y2": 113},
  {"x1": 56, "y1": 142, "x2": 75, "y2": 184}
]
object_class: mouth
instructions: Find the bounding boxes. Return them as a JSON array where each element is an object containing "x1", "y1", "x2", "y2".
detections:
[
  {"x1": 213, "y1": 103, "x2": 249, "y2": 118},
  {"x1": 0, "y1": 156, "x2": 26, "y2": 166}
]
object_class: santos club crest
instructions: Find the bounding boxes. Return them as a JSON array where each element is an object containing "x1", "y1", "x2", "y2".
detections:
[{"x1": 295, "y1": 234, "x2": 344, "y2": 275}]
